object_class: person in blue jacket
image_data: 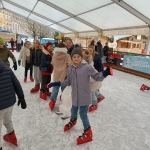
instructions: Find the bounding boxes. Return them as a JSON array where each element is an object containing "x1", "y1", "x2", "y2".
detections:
[{"x1": 0, "y1": 60, "x2": 26, "y2": 150}]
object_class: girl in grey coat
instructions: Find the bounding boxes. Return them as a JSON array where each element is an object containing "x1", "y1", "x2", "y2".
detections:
[{"x1": 47, "y1": 48, "x2": 113, "y2": 145}]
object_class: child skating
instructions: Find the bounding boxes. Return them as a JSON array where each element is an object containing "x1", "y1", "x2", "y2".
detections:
[
  {"x1": 0, "y1": 60, "x2": 27, "y2": 150},
  {"x1": 47, "y1": 47, "x2": 113, "y2": 145}
]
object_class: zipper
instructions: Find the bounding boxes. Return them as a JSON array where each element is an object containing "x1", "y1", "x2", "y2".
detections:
[{"x1": 75, "y1": 68, "x2": 78, "y2": 106}]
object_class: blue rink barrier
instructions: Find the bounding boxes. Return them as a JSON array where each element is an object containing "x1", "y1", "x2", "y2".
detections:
[{"x1": 122, "y1": 55, "x2": 150, "y2": 74}]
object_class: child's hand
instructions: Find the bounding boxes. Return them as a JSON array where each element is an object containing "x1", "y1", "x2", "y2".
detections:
[
  {"x1": 47, "y1": 82, "x2": 61, "y2": 88},
  {"x1": 102, "y1": 67, "x2": 114, "y2": 77}
]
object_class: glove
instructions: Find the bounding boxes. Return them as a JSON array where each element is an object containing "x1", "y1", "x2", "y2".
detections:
[
  {"x1": 18, "y1": 97, "x2": 27, "y2": 109},
  {"x1": 102, "y1": 67, "x2": 114, "y2": 77},
  {"x1": 13, "y1": 62, "x2": 17, "y2": 71},
  {"x1": 18, "y1": 60, "x2": 21, "y2": 66},
  {"x1": 47, "y1": 81, "x2": 61, "y2": 88}
]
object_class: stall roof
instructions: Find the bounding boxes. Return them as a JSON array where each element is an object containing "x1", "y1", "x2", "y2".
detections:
[{"x1": 1, "y1": 0, "x2": 150, "y2": 34}]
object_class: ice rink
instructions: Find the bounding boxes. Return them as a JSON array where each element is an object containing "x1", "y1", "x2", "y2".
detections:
[{"x1": 1, "y1": 52, "x2": 150, "y2": 150}]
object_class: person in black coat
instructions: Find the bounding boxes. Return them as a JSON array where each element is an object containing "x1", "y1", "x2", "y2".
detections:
[
  {"x1": 65, "y1": 38, "x2": 74, "y2": 56},
  {"x1": 88, "y1": 46, "x2": 105, "y2": 108},
  {"x1": 39, "y1": 42, "x2": 53, "y2": 100},
  {"x1": 8, "y1": 38, "x2": 15, "y2": 52},
  {"x1": 96, "y1": 40, "x2": 103, "y2": 58},
  {"x1": 103, "y1": 42, "x2": 109, "y2": 63},
  {"x1": 0, "y1": 59, "x2": 26, "y2": 149}
]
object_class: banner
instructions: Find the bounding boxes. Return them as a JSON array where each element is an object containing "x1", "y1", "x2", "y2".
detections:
[{"x1": 122, "y1": 55, "x2": 150, "y2": 74}]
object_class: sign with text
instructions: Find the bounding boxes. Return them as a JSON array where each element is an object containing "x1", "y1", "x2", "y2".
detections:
[{"x1": 122, "y1": 55, "x2": 150, "y2": 74}]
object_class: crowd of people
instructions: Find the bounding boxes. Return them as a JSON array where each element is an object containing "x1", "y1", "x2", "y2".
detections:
[{"x1": 0, "y1": 37, "x2": 113, "y2": 149}]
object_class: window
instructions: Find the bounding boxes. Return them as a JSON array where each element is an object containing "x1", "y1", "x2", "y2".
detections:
[
  {"x1": 2, "y1": 12, "x2": 5, "y2": 18},
  {"x1": 5, "y1": 13, "x2": 8, "y2": 20}
]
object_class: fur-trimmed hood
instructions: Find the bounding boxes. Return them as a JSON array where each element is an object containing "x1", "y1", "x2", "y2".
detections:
[
  {"x1": 42, "y1": 48, "x2": 50, "y2": 55},
  {"x1": 54, "y1": 47, "x2": 68, "y2": 54}
]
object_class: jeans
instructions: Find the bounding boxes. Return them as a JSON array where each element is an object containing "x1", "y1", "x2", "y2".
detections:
[
  {"x1": 91, "y1": 92, "x2": 97, "y2": 105},
  {"x1": 71, "y1": 105, "x2": 90, "y2": 130},
  {"x1": 41, "y1": 75, "x2": 51, "y2": 93},
  {"x1": 0, "y1": 106, "x2": 14, "y2": 148},
  {"x1": 50, "y1": 86, "x2": 65, "y2": 100},
  {"x1": 95, "y1": 90, "x2": 104, "y2": 98}
]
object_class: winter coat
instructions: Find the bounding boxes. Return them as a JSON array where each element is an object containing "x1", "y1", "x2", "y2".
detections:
[
  {"x1": 18, "y1": 47, "x2": 30, "y2": 67},
  {"x1": 39, "y1": 48, "x2": 53, "y2": 75},
  {"x1": 93, "y1": 54, "x2": 104, "y2": 72},
  {"x1": 30, "y1": 47, "x2": 42, "y2": 66},
  {"x1": 83, "y1": 52, "x2": 102, "y2": 92},
  {"x1": 0, "y1": 46, "x2": 16, "y2": 67},
  {"x1": 9, "y1": 41, "x2": 15, "y2": 47},
  {"x1": 97, "y1": 43, "x2": 103, "y2": 58},
  {"x1": 67, "y1": 45, "x2": 74, "y2": 56},
  {"x1": 0, "y1": 60, "x2": 24, "y2": 110},
  {"x1": 61, "y1": 61, "x2": 105, "y2": 107},
  {"x1": 52, "y1": 47, "x2": 72, "y2": 82},
  {"x1": 103, "y1": 45, "x2": 109, "y2": 56}
]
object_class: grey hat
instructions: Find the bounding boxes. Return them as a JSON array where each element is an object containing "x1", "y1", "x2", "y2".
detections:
[{"x1": 71, "y1": 47, "x2": 83, "y2": 58}]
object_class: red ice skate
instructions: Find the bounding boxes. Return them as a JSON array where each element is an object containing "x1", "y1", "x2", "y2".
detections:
[
  {"x1": 24, "y1": 77, "x2": 27, "y2": 83},
  {"x1": 30, "y1": 84, "x2": 40, "y2": 93},
  {"x1": 140, "y1": 84, "x2": 149, "y2": 91},
  {"x1": 45, "y1": 91, "x2": 51, "y2": 97},
  {"x1": 88, "y1": 105, "x2": 97, "y2": 112},
  {"x1": 40, "y1": 91, "x2": 47, "y2": 100},
  {"x1": 97, "y1": 96, "x2": 105, "y2": 103},
  {"x1": 64, "y1": 119, "x2": 77, "y2": 132},
  {"x1": 30, "y1": 76, "x2": 34, "y2": 82},
  {"x1": 77, "y1": 127, "x2": 93, "y2": 145},
  {"x1": 3, "y1": 131, "x2": 18, "y2": 146},
  {"x1": 49, "y1": 100, "x2": 56, "y2": 110}
]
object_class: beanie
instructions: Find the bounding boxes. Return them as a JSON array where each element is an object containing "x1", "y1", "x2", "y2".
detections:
[
  {"x1": 44, "y1": 42, "x2": 53, "y2": 50},
  {"x1": 0, "y1": 38, "x2": 4, "y2": 45},
  {"x1": 71, "y1": 47, "x2": 83, "y2": 58}
]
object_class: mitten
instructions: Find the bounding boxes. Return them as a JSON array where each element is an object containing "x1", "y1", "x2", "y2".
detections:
[
  {"x1": 18, "y1": 96, "x2": 27, "y2": 109},
  {"x1": 13, "y1": 62, "x2": 17, "y2": 70},
  {"x1": 18, "y1": 60, "x2": 21, "y2": 66},
  {"x1": 47, "y1": 82, "x2": 61, "y2": 88},
  {"x1": 102, "y1": 67, "x2": 113, "y2": 77}
]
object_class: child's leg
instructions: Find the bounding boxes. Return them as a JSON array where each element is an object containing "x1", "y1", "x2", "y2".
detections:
[
  {"x1": 95, "y1": 90, "x2": 104, "y2": 99},
  {"x1": 24, "y1": 62, "x2": 28, "y2": 78},
  {"x1": 30, "y1": 64, "x2": 33, "y2": 77},
  {"x1": 91, "y1": 92, "x2": 97, "y2": 105},
  {"x1": 40, "y1": 75, "x2": 47, "y2": 93},
  {"x1": 3, "y1": 106, "x2": 14, "y2": 134},
  {"x1": 46, "y1": 76, "x2": 51, "y2": 92},
  {"x1": 50, "y1": 86, "x2": 60, "y2": 100},
  {"x1": 61, "y1": 86, "x2": 66, "y2": 92},
  {"x1": 79, "y1": 105, "x2": 90, "y2": 130},
  {"x1": 0, "y1": 108, "x2": 5, "y2": 148},
  {"x1": 33, "y1": 66, "x2": 39, "y2": 86}
]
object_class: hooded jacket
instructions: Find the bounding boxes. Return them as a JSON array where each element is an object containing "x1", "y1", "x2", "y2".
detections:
[
  {"x1": 0, "y1": 46, "x2": 16, "y2": 67},
  {"x1": 52, "y1": 47, "x2": 72, "y2": 82},
  {"x1": 0, "y1": 60, "x2": 24, "y2": 110},
  {"x1": 61, "y1": 62, "x2": 105, "y2": 107},
  {"x1": 39, "y1": 48, "x2": 53, "y2": 75}
]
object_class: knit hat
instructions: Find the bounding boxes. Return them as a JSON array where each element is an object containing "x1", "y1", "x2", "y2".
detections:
[
  {"x1": 44, "y1": 42, "x2": 53, "y2": 50},
  {"x1": 0, "y1": 38, "x2": 4, "y2": 45},
  {"x1": 71, "y1": 47, "x2": 83, "y2": 58}
]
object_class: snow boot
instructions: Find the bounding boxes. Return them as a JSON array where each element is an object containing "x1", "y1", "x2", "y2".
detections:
[
  {"x1": 3, "y1": 131, "x2": 18, "y2": 146},
  {"x1": 64, "y1": 119, "x2": 77, "y2": 132},
  {"x1": 45, "y1": 91, "x2": 51, "y2": 97},
  {"x1": 24, "y1": 77, "x2": 27, "y2": 83},
  {"x1": 49, "y1": 100, "x2": 56, "y2": 111},
  {"x1": 88, "y1": 105, "x2": 97, "y2": 112},
  {"x1": 40, "y1": 91, "x2": 47, "y2": 100},
  {"x1": 30, "y1": 84, "x2": 40, "y2": 93},
  {"x1": 140, "y1": 84, "x2": 149, "y2": 91},
  {"x1": 30, "y1": 76, "x2": 34, "y2": 82},
  {"x1": 97, "y1": 96, "x2": 105, "y2": 103},
  {"x1": 77, "y1": 126, "x2": 93, "y2": 145}
]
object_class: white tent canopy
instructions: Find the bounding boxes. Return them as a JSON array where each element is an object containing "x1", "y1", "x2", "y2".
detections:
[{"x1": 1, "y1": 0, "x2": 150, "y2": 35}]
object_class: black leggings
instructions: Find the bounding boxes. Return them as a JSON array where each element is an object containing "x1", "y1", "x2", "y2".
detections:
[
  {"x1": 25, "y1": 61, "x2": 33, "y2": 77},
  {"x1": 41, "y1": 75, "x2": 51, "y2": 93}
]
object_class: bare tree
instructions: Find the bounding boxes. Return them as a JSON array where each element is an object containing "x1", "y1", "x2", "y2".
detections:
[{"x1": 20, "y1": 19, "x2": 39, "y2": 39}]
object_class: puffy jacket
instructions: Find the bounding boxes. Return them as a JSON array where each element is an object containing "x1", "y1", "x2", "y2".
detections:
[
  {"x1": 39, "y1": 48, "x2": 53, "y2": 75},
  {"x1": 0, "y1": 60, "x2": 24, "y2": 110},
  {"x1": 93, "y1": 54, "x2": 104, "y2": 72},
  {"x1": 67, "y1": 45, "x2": 74, "y2": 56}
]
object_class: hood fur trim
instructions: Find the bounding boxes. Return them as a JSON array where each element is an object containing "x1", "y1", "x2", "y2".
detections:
[
  {"x1": 42, "y1": 48, "x2": 50, "y2": 55},
  {"x1": 54, "y1": 47, "x2": 67, "y2": 54}
]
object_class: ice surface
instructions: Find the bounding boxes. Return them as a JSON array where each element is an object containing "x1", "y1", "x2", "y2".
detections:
[{"x1": 1, "y1": 52, "x2": 150, "y2": 150}]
